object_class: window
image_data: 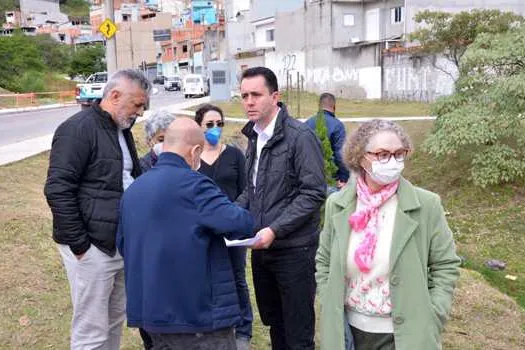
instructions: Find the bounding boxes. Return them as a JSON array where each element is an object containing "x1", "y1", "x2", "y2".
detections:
[
  {"x1": 266, "y1": 29, "x2": 275, "y2": 42},
  {"x1": 94, "y1": 73, "x2": 108, "y2": 83},
  {"x1": 122, "y1": 14, "x2": 129, "y2": 22},
  {"x1": 182, "y1": 45, "x2": 188, "y2": 53},
  {"x1": 212, "y1": 70, "x2": 226, "y2": 84},
  {"x1": 343, "y1": 14, "x2": 355, "y2": 27},
  {"x1": 391, "y1": 7, "x2": 404, "y2": 24}
]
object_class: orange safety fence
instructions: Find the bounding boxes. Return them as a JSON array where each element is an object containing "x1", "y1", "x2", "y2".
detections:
[{"x1": 0, "y1": 91, "x2": 76, "y2": 109}]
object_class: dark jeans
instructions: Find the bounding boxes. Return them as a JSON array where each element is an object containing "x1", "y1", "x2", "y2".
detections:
[
  {"x1": 150, "y1": 328, "x2": 236, "y2": 350},
  {"x1": 252, "y1": 245, "x2": 317, "y2": 350},
  {"x1": 228, "y1": 246, "x2": 253, "y2": 339},
  {"x1": 351, "y1": 326, "x2": 395, "y2": 350}
]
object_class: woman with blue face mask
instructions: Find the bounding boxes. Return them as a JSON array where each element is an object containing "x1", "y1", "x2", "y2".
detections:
[
  {"x1": 194, "y1": 104, "x2": 253, "y2": 350},
  {"x1": 316, "y1": 119, "x2": 461, "y2": 350}
]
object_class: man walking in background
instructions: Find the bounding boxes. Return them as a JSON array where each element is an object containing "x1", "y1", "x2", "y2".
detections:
[
  {"x1": 236, "y1": 67, "x2": 326, "y2": 350},
  {"x1": 44, "y1": 69, "x2": 150, "y2": 349},
  {"x1": 306, "y1": 92, "x2": 350, "y2": 188}
]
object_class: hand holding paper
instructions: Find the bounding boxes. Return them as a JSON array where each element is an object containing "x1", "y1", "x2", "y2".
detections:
[
  {"x1": 224, "y1": 232, "x2": 262, "y2": 247},
  {"x1": 250, "y1": 227, "x2": 276, "y2": 250}
]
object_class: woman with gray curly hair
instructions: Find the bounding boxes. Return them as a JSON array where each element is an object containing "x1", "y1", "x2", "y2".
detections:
[
  {"x1": 139, "y1": 110, "x2": 176, "y2": 172},
  {"x1": 316, "y1": 119, "x2": 461, "y2": 350}
]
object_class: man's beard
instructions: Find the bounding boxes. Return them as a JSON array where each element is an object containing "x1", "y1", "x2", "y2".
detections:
[{"x1": 115, "y1": 113, "x2": 137, "y2": 130}]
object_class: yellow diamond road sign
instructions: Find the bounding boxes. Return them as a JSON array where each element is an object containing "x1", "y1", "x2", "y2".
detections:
[{"x1": 99, "y1": 19, "x2": 117, "y2": 39}]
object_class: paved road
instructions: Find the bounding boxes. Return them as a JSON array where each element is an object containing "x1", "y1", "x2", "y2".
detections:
[{"x1": 0, "y1": 90, "x2": 184, "y2": 147}]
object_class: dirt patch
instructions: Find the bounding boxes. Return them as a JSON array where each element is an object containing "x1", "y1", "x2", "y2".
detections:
[{"x1": 443, "y1": 269, "x2": 525, "y2": 349}]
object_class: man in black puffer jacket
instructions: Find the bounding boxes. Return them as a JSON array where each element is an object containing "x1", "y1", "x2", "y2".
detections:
[
  {"x1": 44, "y1": 69, "x2": 151, "y2": 349},
  {"x1": 236, "y1": 67, "x2": 326, "y2": 350}
]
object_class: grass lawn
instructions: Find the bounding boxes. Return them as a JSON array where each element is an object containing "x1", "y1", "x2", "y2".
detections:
[
  {"x1": 0, "y1": 112, "x2": 524, "y2": 348},
  {"x1": 190, "y1": 92, "x2": 431, "y2": 119}
]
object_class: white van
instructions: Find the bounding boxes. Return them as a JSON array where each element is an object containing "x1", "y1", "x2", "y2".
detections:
[{"x1": 183, "y1": 74, "x2": 209, "y2": 98}]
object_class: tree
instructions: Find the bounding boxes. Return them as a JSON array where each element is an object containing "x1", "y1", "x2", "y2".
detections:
[
  {"x1": 60, "y1": 0, "x2": 90, "y2": 18},
  {"x1": 423, "y1": 26, "x2": 525, "y2": 187},
  {"x1": 314, "y1": 110, "x2": 337, "y2": 187},
  {"x1": 410, "y1": 9, "x2": 523, "y2": 78},
  {"x1": 68, "y1": 44, "x2": 106, "y2": 79},
  {"x1": 0, "y1": 31, "x2": 46, "y2": 91},
  {"x1": 32, "y1": 34, "x2": 72, "y2": 73}
]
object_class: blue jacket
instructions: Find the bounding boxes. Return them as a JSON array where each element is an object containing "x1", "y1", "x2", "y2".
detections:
[
  {"x1": 117, "y1": 152, "x2": 255, "y2": 334},
  {"x1": 306, "y1": 110, "x2": 350, "y2": 182}
]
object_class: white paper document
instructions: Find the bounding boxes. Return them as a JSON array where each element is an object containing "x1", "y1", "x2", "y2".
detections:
[{"x1": 224, "y1": 233, "x2": 261, "y2": 247}]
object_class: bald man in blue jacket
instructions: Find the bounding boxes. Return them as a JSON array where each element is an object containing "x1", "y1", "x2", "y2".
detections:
[{"x1": 117, "y1": 118, "x2": 255, "y2": 349}]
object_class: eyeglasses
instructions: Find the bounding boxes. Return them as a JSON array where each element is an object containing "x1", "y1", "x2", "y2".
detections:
[
  {"x1": 366, "y1": 149, "x2": 408, "y2": 164},
  {"x1": 204, "y1": 120, "x2": 225, "y2": 129}
]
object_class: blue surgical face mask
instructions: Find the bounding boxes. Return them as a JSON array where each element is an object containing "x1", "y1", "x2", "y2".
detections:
[{"x1": 204, "y1": 127, "x2": 222, "y2": 146}]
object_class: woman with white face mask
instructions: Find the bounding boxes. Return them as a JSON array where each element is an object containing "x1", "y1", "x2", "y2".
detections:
[
  {"x1": 316, "y1": 120, "x2": 461, "y2": 350},
  {"x1": 140, "y1": 110, "x2": 176, "y2": 173}
]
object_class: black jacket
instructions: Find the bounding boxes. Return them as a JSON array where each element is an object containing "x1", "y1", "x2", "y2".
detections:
[
  {"x1": 236, "y1": 103, "x2": 326, "y2": 249},
  {"x1": 139, "y1": 149, "x2": 158, "y2": 173},
  {"x1": 44, "y1": 104, "x2": 141, "y2": 256}
]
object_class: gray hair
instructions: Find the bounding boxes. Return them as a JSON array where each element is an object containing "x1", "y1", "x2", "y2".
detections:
[
  {"x1": 144, "y1": 110, "x2": 176, "y2": 143},
  {"x1": 343, "y1": 119, "x2": 413, "y2": 172},
  {"x1": 102, "y1": 69, "x2": 152, "y2": 98}
]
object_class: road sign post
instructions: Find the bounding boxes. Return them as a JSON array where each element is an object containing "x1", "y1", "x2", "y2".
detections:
[{"x1": 103, "y1": 0, "x2": 117, "y2": 75}]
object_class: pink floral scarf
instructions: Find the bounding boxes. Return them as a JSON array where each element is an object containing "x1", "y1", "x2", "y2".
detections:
[{"x1": 348, "y1": 176, "x2": 399, "y2": 273}]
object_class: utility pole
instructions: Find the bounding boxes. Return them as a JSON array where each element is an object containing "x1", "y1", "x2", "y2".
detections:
[
  {"x1": 104, "y1": 0, "x2": 117, "y2": 75},
  {"x1": 129, "y1": 25, "x2": 135, "y2": 68}
]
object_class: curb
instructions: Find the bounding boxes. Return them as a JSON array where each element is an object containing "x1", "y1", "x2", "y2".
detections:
[{"x1": 0, "y1": 103, "x2": 76, "y2": 115}]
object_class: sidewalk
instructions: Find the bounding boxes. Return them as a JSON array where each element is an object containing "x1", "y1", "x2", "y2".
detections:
[
  {"x1": 0, "y1": 102, "x2": 76, "y2": 115},
  {"x1": 0, "y1": 97, "x2": 210, "y2": 166}
]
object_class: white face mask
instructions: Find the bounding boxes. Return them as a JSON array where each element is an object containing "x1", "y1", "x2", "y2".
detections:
[
  {"x1": 153, "y1": 142, "x2": 163, "y2": 156},
  {"x1": 365, "y1": 157, "x2": 404, "y2": 185}
]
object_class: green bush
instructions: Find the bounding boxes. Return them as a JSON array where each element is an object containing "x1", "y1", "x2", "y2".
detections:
[
  {"x1": 314, "y1": 110, "x2": 337, "y2": 186},
  {"x1": 424, "y1": 27, "x2": 525, "y2": 187},
  {"x1": 18, "y1": 71, "x2": 46, "y2": 92}
]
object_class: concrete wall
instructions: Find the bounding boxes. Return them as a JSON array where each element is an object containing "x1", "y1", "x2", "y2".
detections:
[
  {"x1": 116, "y1": 13, "x2": 172, "y2": 70},
  {"x1": 254, "y1": 20, "x2": 275, "y2": 48},
  {"x1": 382, "y1": 52, "x2": 456, "y2": 102},
  {"x1": 250, "y1": 0, "x2": 304, "y2": 22},
  {"x1": 331, "y1": 0, "x2": 404, "y2": 48},
  {"x1": 331, "y1": 2, "x2": 364, "y2": 48},
  {"x1": 226, "y1": 12, "x2": 255, "y2": 56},
  {"x1": 300, "y1": 1, "x2": 382, "y2": 99},
  {"x1": 20, "y1": 0, "x2": 68, "y2": 25},
  {"x1": 231, "y1": 55, "x2": 265, "y2": 88}
]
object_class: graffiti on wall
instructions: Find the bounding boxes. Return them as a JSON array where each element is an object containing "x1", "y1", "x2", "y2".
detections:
[
  {"x1": 304, "y1": 66, "x2": 381, "y2": 99},
  {"x1": 382, "y1": 54, "x2": 456, "y2": 102},
  {"x1": 305, "y1": 67, "x2": 359, "y2": 88},
  {"x1": 265, "y1": 51, "x2": 306, "y2": 87}
]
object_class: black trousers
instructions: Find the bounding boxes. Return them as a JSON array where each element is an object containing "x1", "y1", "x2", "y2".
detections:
[
  {"x1": 351, "y1": 326, "x2": 395, "y2": 350},
  {"x1": 251, "y1": 245, "x2": 317, "y2": 350}
]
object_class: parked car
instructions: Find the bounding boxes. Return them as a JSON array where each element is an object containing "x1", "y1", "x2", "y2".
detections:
[
  {"x1": 153, "y1": 75, "x2": 165, "y2": 85},
  {"x1": 75, "y1": 72, "x2": 107, "y2": 109},
  {"x1": 164, "y1": 76, "x2": 182, "y2": 91},
  {"x1": 182, "y1": 74, "x2": 209, "y2": 98}
]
